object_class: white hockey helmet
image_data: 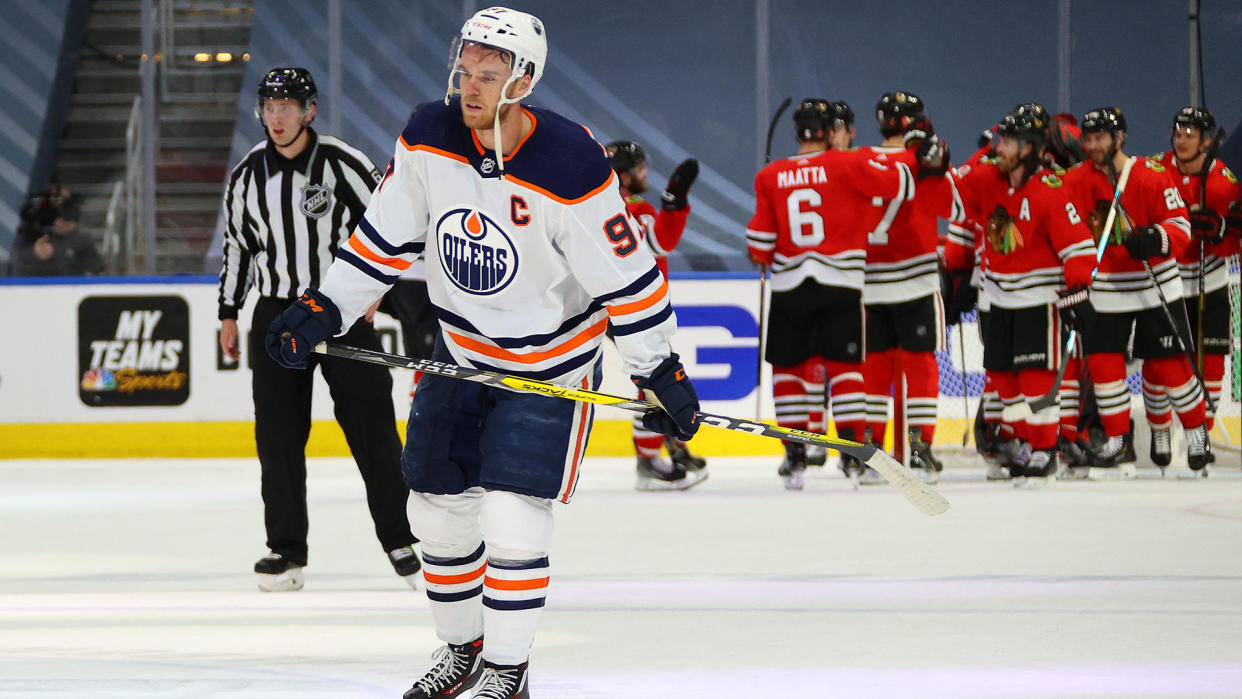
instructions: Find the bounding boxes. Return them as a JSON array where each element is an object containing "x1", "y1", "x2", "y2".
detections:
[{"x1": 446, "y1": 6, "x2": 547, "y2": 105}]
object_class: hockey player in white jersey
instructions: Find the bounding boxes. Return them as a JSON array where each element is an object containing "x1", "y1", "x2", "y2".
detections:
[{"x1": 264, "y1": 7, "x2": 698, "y2": 699}]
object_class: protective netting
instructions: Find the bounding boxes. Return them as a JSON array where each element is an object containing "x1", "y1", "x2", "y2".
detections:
[{"x1": 930, "y1": 256, "x2": 1241, "y2": 454}]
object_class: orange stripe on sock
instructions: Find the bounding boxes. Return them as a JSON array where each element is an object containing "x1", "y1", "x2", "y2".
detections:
[
  {"x1": 484, "y1": 575, "x2": 549, "y2": 591},
  {"x1": 423, "y1": 562, "x2": 487, "y2": 586}
]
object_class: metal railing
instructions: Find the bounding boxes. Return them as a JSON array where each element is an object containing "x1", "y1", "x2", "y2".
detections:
[
  {"x1": 102, "y1": 180, "x2": 124, "y2": 273},
  {"x1": 122, "y1": 95, "x2": 144, "y2": 272}
]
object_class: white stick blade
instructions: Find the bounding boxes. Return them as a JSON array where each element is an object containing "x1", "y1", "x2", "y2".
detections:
[{"x1": 863, "y1": 450, "x2": 951, "y2": 516}]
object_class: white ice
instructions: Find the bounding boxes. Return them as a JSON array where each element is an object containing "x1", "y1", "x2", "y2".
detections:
[{"x1": 1, "y1": 454, "x2": 1241, "y2": 698}]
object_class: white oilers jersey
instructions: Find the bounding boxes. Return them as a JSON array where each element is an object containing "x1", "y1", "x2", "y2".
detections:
[{"x1": 316, "y1": 98, "x2": 676, "y2": 383}]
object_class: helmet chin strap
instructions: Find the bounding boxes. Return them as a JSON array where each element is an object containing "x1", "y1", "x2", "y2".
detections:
[{"x1": 492, "y1": 75, "x2": 523, "y2": 178}]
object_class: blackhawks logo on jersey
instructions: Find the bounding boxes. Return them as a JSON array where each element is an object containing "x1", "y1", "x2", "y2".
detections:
[
  {"x1": 1224, "y1": 167, "x2": 1238, "y2": 184},
  {"x1": 1087, "y1": 199, "x2": 1134, "y2": 245},
  {"x1": 986, "y1": 205, "x2": 1025, "y2": 254},
  {"x1": 1144, "y1": 158, "x2": 1166, "y2": 173},
  {"x1": 1041, "y1": 173, "x2": 1064, "y2": 188}
]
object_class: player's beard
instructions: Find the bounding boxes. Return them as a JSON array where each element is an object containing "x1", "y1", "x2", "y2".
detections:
[
  {"x1": 995, "y1": 151, "x2": 1019, "y2": 175},
  {"x1": 460, "y1": 99, "x2": 513, "y2": 132},
  {"x1": 628, "y1": 176, "x2": 648, "y2": 195}
]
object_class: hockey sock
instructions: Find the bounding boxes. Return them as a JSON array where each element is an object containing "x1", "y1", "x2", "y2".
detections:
[
  {"x1": 1018, "y1": 368, "x2": 1059, "y2": 450},
  {"x1": 1203, "y1": 353, "x2": 1225, "y2": 430},
  {"x1": 1087, "y1": 353, "x2": 1131, "y2": 437},
  {"x1": 1143, "y1": 355, "x2": 1207, "y2": 430},
  {"x1": 805, "y1": 359, "x2": 827, "y2": 434},
  {"x1": 862, "y1": 349, "x2": 897, "y2": 443},
  {"x1": 900, "y1": 350, "x2": 939, "y2": 444},
  {"x1": 1059, "y1": 357, "x2": 1082, "y2": 442},
  {"x1": 479, "y1": 491, "x2": 553, "y2": 666},
  {"x1": 773, "y1": 364, "x2": 811, "y2": 432},
  {"x1": 823, "y1": 360, "x2": 866, "y2": 442},
  {"x1": 411, "y1": 490, "x2": 486, "y2": 645},
  {"x1": 422, "y1": 542, "x2": 487, "y2": 645},
  {"x1": 1140, "y1": 374, "x2": 1173, "y2": 430}
]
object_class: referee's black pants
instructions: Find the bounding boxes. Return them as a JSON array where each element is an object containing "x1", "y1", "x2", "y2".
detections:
[{"x1": 249, "y1": 297, "x2": 416, "y2": 565}]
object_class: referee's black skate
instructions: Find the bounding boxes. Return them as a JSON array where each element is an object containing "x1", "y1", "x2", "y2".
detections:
[
  {"x1": 403, "y1": 637, "x2": 483, "y2": 698},
  {"x1": 254, "y1": 551, "x2": 304, "y2": 592},
  {"x1": 470, "y1": 660, "x2": 530, "y2": 699},
  {"x1": 388, "y1": 545, "x2": 422, "y2": 590}
]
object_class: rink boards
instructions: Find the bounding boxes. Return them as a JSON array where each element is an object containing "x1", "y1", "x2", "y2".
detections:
[{"x1": 0, "y1": 276, "x2": 1236, "y2": 458}]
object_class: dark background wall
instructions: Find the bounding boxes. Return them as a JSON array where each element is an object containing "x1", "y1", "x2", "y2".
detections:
[{"x1": 214, "y1": 0, "x2": 1242, "y2": 273}]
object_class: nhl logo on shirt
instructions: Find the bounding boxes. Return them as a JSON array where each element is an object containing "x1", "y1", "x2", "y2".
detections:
[
  {"x1": 480, "y1": 157, "x2": 495, "y2": 174},
  {"x1": 437, "y1": 208, "x2": 519, "y2": 295},
  {"x1": 300, "y1": 183, "x2": 333, "y2": 218}
]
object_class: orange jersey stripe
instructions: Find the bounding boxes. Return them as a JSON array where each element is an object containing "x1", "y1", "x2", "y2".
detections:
[
  {"x1": 471, "y1": 108, "x2": 538, "y2": 161},
  {"x1": 347, "y1": 235, "x2": 412, "y2": 271},
  {"x1": 423, "y1": 562, "x2": 487, "y2": 586},
  {"x1": 560, "y1": 377, "x2": 591, "y2": 503},
  {"x1": 606, "y1": 278, "x2": 668, "y2": 317},
  {"x1": 508, "y1": 170, "x2": 616, "y2": 206},
  {"x1": 484, "y1": 575, "x2": 550, "y2": 591},
  {"x1": 446, "y1": 317, "x2": 608, "y2": 365},
  {"x1": 400, "y1": 137, "x2": 471, "y2": 164}
]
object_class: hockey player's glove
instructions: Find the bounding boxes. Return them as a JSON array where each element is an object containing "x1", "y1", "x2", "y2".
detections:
[
  {"x1": 1055, "y1": 284, "x2": 1090, "y2": 328},
  {"x1": 1225, "y1": 201, "x2": 1242, "y2": 240},
  {"x1": 661, "y1": 158, "x2": 699, "y2": 211},
  {"x1": 941, "y1": 267, "x2": 977, "y2": 323},
  {"x1": 912, "y1": 135, "x2": 950, "y2": 179},
  {"x1": 1122, "y1": 225, "x2": 1170, "y2": 261},
  {"x1": 632, "y1": 353, "x2": 700, "y2": 441},
  {"x1": 265, "y1": 288, "x2": 342, "y2": 369},
  {"x1": 1188, "y1": 208, "x2": 1226, "y2": 244},
  {"x1": 902, "y1": 116, "x2": 935, "y2": 146}
]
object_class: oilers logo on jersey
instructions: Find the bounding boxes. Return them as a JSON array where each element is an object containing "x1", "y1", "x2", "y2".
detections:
[{"x1": 437, "y1": 208, "x2": 518, "y2": 295}]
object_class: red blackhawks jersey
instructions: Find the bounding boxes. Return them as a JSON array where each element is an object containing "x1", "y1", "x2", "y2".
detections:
[
  {"x1": 953, "y1": 159, "x2": 1095, "y2": 310},
  {"x1": 1154, "y1": 151, "x2": 1240, "y2": 295},
  {"x1": 1062, "y1": 157, "x2": 1191, "y2": 312},
  {"x1": 857, "y1": 145, "x2": 962, "y2": 303},
  {"x1": 623, "y1": 192, "x2": 689, "y2": 279},
  {"x1": 747, "y1": 148, "x2": 913, "y2": 293},
  {"x1": 942, "y1": 143, "x2": 995, "y2": 304}
]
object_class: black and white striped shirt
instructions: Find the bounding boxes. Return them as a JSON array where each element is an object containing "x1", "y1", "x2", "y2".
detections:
[{"x1": 217, "y1": 129, "x2": 382, "y2": 319}]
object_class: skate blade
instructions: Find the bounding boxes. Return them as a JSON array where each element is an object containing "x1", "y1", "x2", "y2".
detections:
[
  {"x1": 637, "y1": 471, "x2": 709, "y2": 491},
  {"x1": 398, "y1": 573, "x2": 421, "y2": 591},
  {"x1": 780, "y1": 472, "x2": 805, "y2": 490},
  {"x1": 257, "y1": 568, "x2": 304, "y2": 592},
  {"x1": 1177, "y1": 468, "x2": 1209, "y2": 480},
  {"x1": 918, "y1": 469, "x2": 940, "y2": 485},
  {"x1": 1015, "y1": 475, "x2": 1055, "y2": 490}
]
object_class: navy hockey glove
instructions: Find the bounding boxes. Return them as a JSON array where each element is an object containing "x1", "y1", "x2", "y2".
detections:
[
  {"x1": 1122, "y1": 225, "x2": 1170, "y2": 261},
  {"x1": 1055, "y1": 284, "x2": 1089, "y2": 328},
  {"x1": 265, "y1": 288, "x2": 342, "y2": 369},
  {"x1": 1188, "y1": 208, "x2": 1225, "y2": 244},
  {"x1": 632, "y1": 353, "x2": 700, "y2": 441},
  {"x1": 661, "y1": 158, "x2": 699, "y2": 211}
]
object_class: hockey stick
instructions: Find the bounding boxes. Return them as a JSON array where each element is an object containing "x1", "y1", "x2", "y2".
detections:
[
  {"x1": 316, "y1": 342, "x2": 950, "y2": 516},
  {"x1": 755, "y1": 97, "x2": 792, "y2": 419},
  {"x1": 1023, "y1": 156, "x2": 1136, "y2": 415},
  {"x1": 957, "y1": 322, "x2": 970, "y2": 446},
  {"x1": 1194, "y1": 127, "x2": 1226, "y2": 374}
]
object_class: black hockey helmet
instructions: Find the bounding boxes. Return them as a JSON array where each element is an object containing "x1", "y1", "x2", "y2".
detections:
[
  {"x1": 876, "y1": 91, "x2": 925, "y2": 137},
  {"x1": 258, "y1": 67, "x2": 317, "y2": 106},
  {"x1": 605, "y1": 140, "x2": 646, "y2": 174},
  {"x1": 793, "y1": 98, "x2": 833, "y2": 142},
  {"x1": 1172, "y1": 106, "x2": 1216, "y2": 135},
  {"x1": 996, "y1": 103, "x2": 1050, "y2": 151},
  {"x1": 828, "y1": 101, "x2": 855, "y2": 129},
  {"x1": 1081, "y1": 107, "x2": 1126, "y2": 135}
]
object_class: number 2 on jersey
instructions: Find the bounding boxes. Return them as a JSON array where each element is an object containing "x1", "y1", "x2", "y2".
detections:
[{"x1": 786, "y1": 188, "x2": 824, "y2": 246}]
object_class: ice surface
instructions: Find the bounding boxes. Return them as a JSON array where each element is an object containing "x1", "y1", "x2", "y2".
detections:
[{"x1": 1, "y1": 455, "x2": 1240, "y2": 697}]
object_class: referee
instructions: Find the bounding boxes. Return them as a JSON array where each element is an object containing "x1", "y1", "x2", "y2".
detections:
[{"x1": 217, "y1": 67, "x2": 419, "y2": 592}]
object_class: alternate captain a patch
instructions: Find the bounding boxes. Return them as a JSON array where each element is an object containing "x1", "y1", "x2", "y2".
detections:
[
  {"x1": 437, "y1": 208, "x2": 519, "y2": 295},
  {"x1": 300, "y1": 183, "x2": 334, "y2": 218}
]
